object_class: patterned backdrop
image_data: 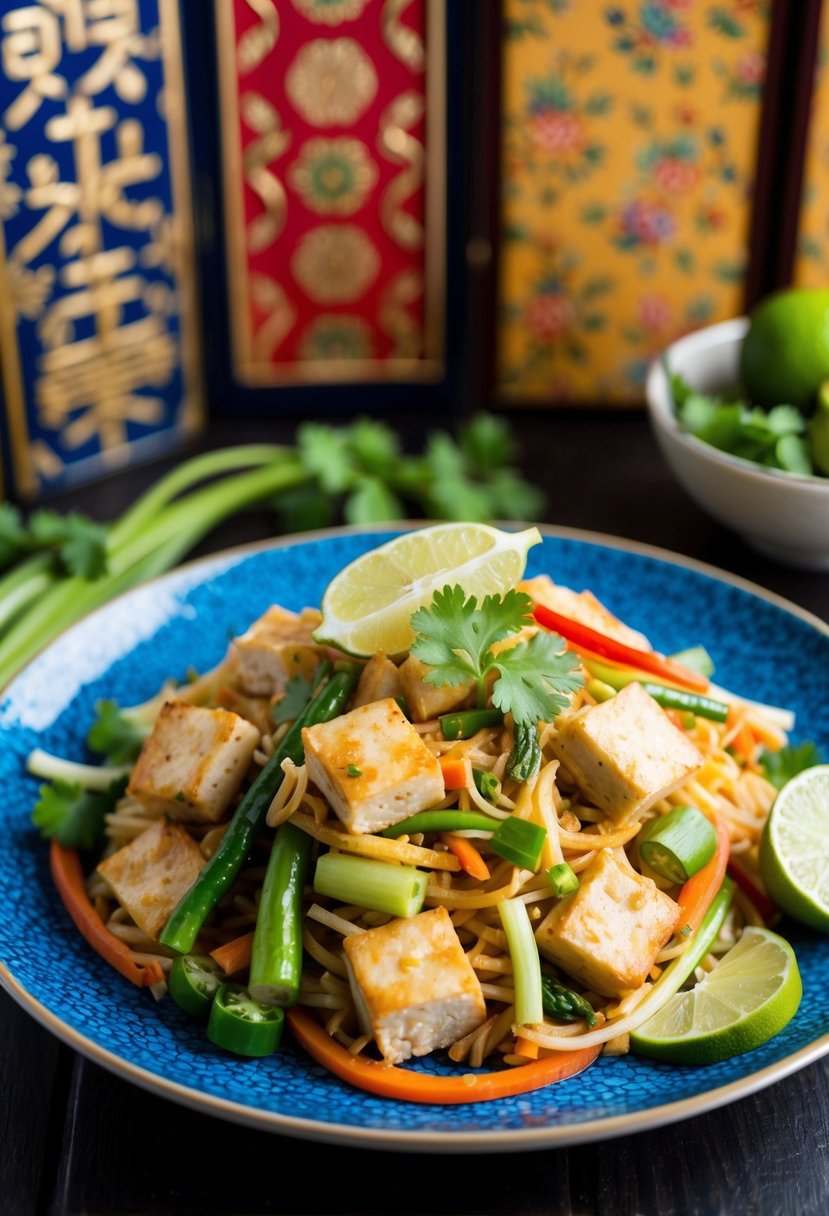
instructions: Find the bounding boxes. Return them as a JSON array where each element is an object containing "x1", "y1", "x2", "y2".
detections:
[
  {"x1": 216, "y1": 0, "x2": 445, "y2": 385},
  {"x1": 496, "y1": 0, "x2": 772, "y2": 406}
]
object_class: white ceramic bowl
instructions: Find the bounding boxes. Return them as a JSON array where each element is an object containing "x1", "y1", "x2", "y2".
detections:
[{"x1": 646, "y1": 317, "x2": 829, "y2": 571}]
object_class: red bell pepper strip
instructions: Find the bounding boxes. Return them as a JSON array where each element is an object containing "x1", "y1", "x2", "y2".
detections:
[{"x1": 532, "y1": 603, "x2": 709, "y2": 693}]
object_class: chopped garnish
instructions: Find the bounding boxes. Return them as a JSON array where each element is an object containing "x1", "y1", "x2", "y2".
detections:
[
  {"x1": 272, "y1": 674, "x2": 315, "y2": 725},
  {"x1": 759, "y1": 741, "x2": 824, "y2": 791},
  {"x1": 32, "y1": 776, "x2": 128, "y2": 851},
  {"x1": 546, "y1": 862, "x2": 579, "y2": 897},
  {"x1": 411, "y1": 586, "x2": 583, "y2": 729},
  {"x1": 87, "y1": 699, "x2": 150, "y2": 764},
  {"x1": 346, "y1": 764, "x2": 362, "y2": 778},
  {"x1": 490, "y1": 816, "x2": 546, "y2": 870}
]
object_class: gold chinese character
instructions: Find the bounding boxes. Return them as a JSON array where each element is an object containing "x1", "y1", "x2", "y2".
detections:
[{"x1": 1, "y1": 6, "x2": 67, "y2": 131}]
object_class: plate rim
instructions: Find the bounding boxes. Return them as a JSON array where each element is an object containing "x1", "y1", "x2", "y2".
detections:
[{"x1": 2, "y1": 521, "x2": 828, "y2": 1152}]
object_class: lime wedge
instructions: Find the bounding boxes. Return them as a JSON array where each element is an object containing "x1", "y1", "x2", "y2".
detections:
[
  {"x1": 314, "y1": 523, "x2": 542, "y2": 657},
  {"x1": 630, "y1": 927, "x2": 801, "y2": 1065},
  {"x1": 759, "y1": 764, "x2": 829, "y2": 932}
]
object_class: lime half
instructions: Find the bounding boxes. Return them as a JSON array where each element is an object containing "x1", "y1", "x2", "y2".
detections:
[
  {"x1": 630, "y1": 927, "x2": 802, "y2": 1065},
  {"x1": 314, "y1": 523, "x2": 541, "y2": 657},
  {"x1": 759, "y1": 764, "x2": 829, "y2": 932}
]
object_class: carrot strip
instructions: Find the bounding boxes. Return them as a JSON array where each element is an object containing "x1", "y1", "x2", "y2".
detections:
[
  {"x1": 50, "y1": 842, "x2": 160, "y2": 988},
  {"x1": 532, "y1": 603, "x2": 709, "y2": 693},
  {"x1": 286, "y1": 1008, "x2": 600, "y2": 1104},
  {"x1": 513, "y1": 1035, "x2": 540, "y2": 1060},
  {"x1": 442, "y1": 833, "x2": 490, "y2": 881},
  {"x1": 210, "y1": 930, "x2": 254, "y2": 975},
  {"x1": 439, "y1": 754, "x2": 472, "y2": 791},
  {"x1": 675, "y1": 810, "x2": 730, "y2": 938}
]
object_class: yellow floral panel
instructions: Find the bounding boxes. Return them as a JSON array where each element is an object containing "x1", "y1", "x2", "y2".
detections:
[
  {"x1": 497, "y1": 0, "x2": 771, "y2": 406},
  {"x1": 793, "y1": 5, "x2": 829, "y2": 288}
]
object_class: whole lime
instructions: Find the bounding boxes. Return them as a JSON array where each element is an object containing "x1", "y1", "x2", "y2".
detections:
[{"x1": 741, "y1": 288, "x2": 829, "y2": 412}]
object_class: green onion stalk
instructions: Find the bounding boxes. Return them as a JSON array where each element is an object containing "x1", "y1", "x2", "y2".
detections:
[{"x1": 0, "y1": 447, "x2": 309, "y2": 691}]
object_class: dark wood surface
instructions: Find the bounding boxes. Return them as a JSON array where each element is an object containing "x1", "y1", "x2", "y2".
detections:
[{"x1": 3, "y1": 410, "x2": 828, "y2": 1216}]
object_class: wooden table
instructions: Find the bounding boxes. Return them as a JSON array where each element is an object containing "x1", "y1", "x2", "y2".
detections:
[{"x1": 3, "y1": 410, "x2": 828, "y2": 1216}]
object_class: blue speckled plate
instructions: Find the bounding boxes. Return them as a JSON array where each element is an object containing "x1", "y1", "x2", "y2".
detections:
[{"x1": 1, "y1": 526, "x2": 828, "y2": 1153}]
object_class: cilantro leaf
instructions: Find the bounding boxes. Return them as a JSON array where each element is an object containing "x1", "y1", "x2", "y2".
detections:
[
  {"x1": 460, "y1": 413, "x2": 516, "y2": 474},
  {"x1": 759, "y1": 741, "x2": 824, "y2": 791},
  {"x1": 86, "y1": 700, "x2": 148, "y2": 764},
  {"x1": 490, "y1": 632, "x2": 584, "y2": 726},
  {"x1": 411, "y1": 587, "x2": 534, "y2": 692},
  {"x1": 297, "y1": 424, "x2": 356, "y2": 494},
  {"x1": 273, "y1": 674, "x2": 314, "y2": 725},
  {"x1": 0, "y1": 503, "x2": 29, "y2": 569},
  {"x1": 57, "y1": 513, "x2": 109, "y2": 579},
  {"x1": 344, "y1": 476, "x2": 404, "y2": 525},
  {"x1": 410, "y1": 586, "x2": 584, "y2": 731},
  {"x1": 345, "y1": 418, "x2": 400, "y2": 474},
  {"x1": 32, "y1": 775, "x2": 128, "y2": 851}
]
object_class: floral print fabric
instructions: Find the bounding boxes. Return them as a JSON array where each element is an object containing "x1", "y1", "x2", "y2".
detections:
[{"x1": 497, "y1": 0, "x2": 771, "y2": 405}]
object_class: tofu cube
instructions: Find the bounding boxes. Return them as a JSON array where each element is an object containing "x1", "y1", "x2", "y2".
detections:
[
  {"x1": 535, "y1": 848, "x2": 681, "y2": 998},
  {"x1": 399, "y1": 655, "x2": 473, "y2": 722},
  {"x1": 519, "y1": 575, "x2": 651, "y2": 652},
  {"x1": 97, "y1": 819, "x2": 205, "y2": 940},
  {"x1": 302, "y1": 697, "x2": 444, "y2": 834},
  {"x1": 550, "y1": 681, "x2": 702, "y2": 822},
  {"x1": 343, "y1": 906, "x2": 487, "y2": 1064},
  {"x1": 232, "y1": 605, "x2": 327, "y2": 696},
  {"x1": 352, "y1": 654, "x2": 404, "y2": 710},
  {"x1": 127, "y1": 700, "x2": 260, "y2": 823}
]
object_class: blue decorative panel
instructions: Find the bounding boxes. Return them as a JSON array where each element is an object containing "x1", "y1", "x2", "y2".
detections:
[{"x1": 0, "y1": 0, "x2": 202, "y2": 497}]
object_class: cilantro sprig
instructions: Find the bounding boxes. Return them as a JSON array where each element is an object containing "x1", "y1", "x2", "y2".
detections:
[
  {"x1": 410, "y1": 586, "x2": 583, "y2": 727},
  {"x1": 759, "y1": 741, "x2": 824, "y2": 791},
  {"x1": 0, "y1": 503, "x2": 108, "y2": 578},
  {"x1": 668, "y1": 369, "x2": 814, "y2": 475},
  {"x1": 32, "y1": 775, "x2": 128, "y2": 852}
]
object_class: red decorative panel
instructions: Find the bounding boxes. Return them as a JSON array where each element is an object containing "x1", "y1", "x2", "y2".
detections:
[{"x1": 216, "y1": 0, "x2": 445, "y2": 384}]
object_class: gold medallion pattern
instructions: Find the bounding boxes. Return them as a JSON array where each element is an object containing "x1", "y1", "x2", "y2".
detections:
[
  {"x1": 291, "y1": 223, "x2": 380, "y2": 303},
  {"x1": 298, "y1": 313, "x2": 374, "y2": 359},
  {"x1": 285, "y1": 38, "x2": 378, "y2": 126},
  {"x1": 288, "y1": 137, "x2": 377, "y2": 215},
  {"x1": 291, "y1": 0, "x2": 371, "y2": 25}
]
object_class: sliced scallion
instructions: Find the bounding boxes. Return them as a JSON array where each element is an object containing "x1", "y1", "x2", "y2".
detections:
[
  {"x1": 498, "y1": 898, "x2": 543, "y2": 1027},
  {"x1": 490, "y1": 816, "x2": 546, "y2": 871},
  {"x1": 313, "y1": 852, "x2": 427, "y2": 918},
  {"x1": 546, "y1": 862, "x2": 579, "y2": 897}
]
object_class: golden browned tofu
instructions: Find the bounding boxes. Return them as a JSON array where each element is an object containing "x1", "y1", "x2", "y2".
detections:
[
  {"x1": 535, "y1": 848, "x2": 680, "y2": 998},
  {"x1": 97, "y1": 819, "x2": 205, "y2": 940},
  {"x1": 232, "y1": 605, "x2": 327, "y2": 696},
  {"x1": 551, "y1": 682, "x2": 702, "y2": 822},
  {"x1": 352, "y1": 654, "x2": 404, "y2": 709},
  {"x1": 343, "y1": 906, "x2": 487, "y2": 1064},
  {"x1": 398, "y1": 654, "x2": 473, "y2": 722},
  {"x1": 127, "y1": 700, "x2": 260, "y2": 823},
  {"x1": 302, "y1": 697, "x2": 444, "y2": 834},
  {"x1": 519, "y1": 575, "x2": 651, "y2": 651}
]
